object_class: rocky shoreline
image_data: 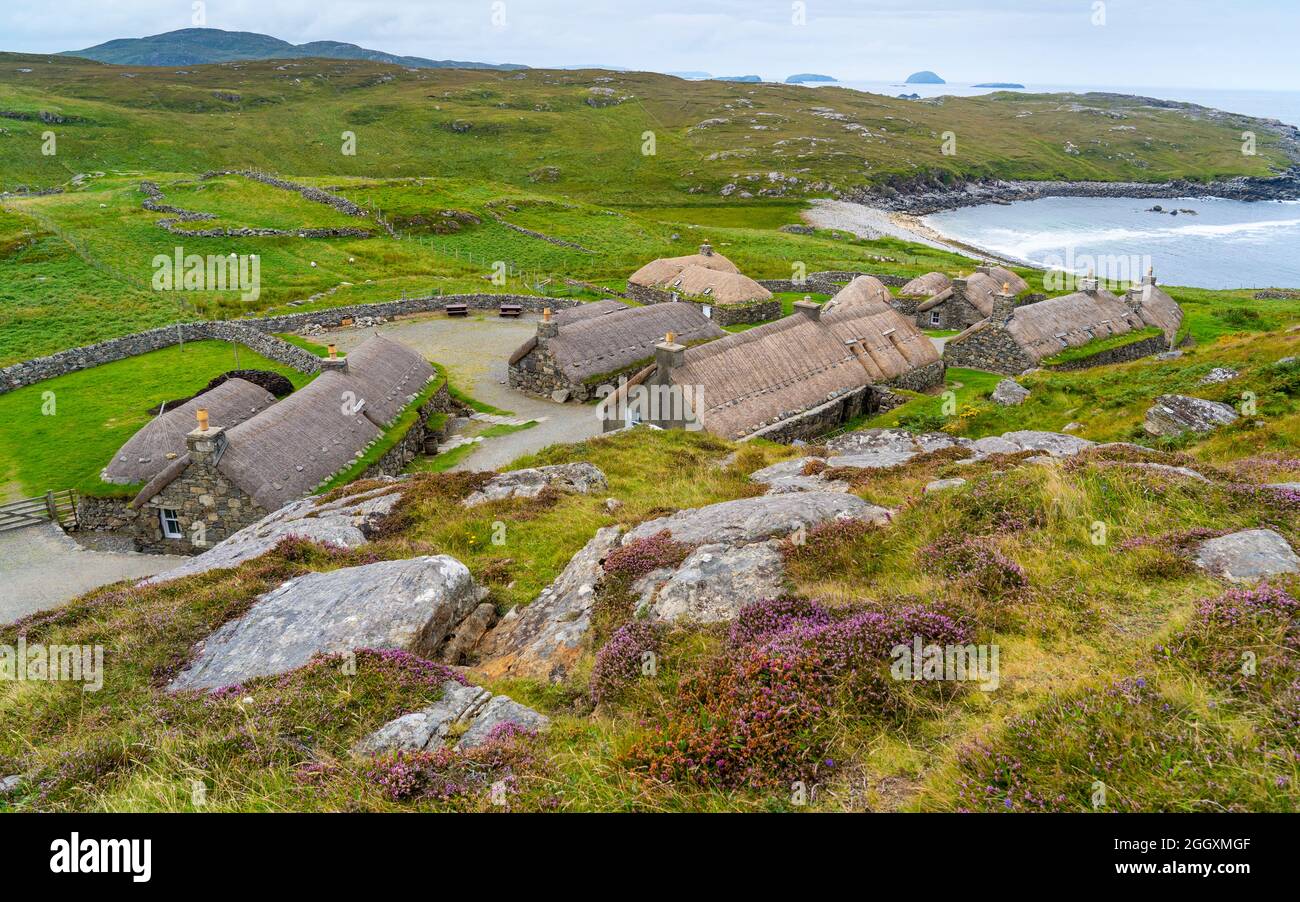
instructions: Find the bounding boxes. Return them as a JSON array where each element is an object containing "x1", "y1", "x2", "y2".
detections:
[{"x1": 845, "y1": 167, "x2": 1300, "y2": 215}]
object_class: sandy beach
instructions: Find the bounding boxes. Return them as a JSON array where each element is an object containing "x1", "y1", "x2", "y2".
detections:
[{"x1": 802, "y1": 198, "x2": 1038, "y2": 268}]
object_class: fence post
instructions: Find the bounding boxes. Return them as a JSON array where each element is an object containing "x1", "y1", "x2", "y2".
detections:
[{"x1": 45, "y1": 490, "x2": 57, "y2": 522}]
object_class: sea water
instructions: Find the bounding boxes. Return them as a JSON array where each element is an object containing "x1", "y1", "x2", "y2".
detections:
[{"x1": 923, "y1": 196, "x2": 1300, "y2": 289}]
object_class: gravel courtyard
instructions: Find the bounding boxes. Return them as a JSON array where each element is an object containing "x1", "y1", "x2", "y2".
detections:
[
  {"x1": 326, "y1": 311, "x2": 603, "y2": 472},
  {"x1": 0, "y1": 523, "x2": 186, "y2": 623}
]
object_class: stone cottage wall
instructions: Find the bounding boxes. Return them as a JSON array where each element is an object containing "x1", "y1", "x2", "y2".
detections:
[
  {"x1": 943, "y1": 325, "x2": 1037, "y2": 375},
  {"x1": 360, "y1": 381, "x2": 456, "y2": 478},
  {"x1": 135, "y1": 465, "x2": 269, "y2": 555}
]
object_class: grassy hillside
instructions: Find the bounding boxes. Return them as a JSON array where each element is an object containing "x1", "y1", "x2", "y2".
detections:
[
  {"x1": 61, "y1": 28, "x2": 524, "y2": 70},
  {"x1": 0, "y1": 52, "x2": 1292, "y2": 199},
  {"x1": 2, "y1": 379, "x2": 1296, "y2": 811}
]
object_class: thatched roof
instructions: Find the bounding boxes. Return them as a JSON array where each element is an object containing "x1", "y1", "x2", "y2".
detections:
[
  {"x1": 978, "y1": 265, "x2": 1030, "y2": 295},
  {"x1": 899, "y1": 271, "x2": 952, "y2": 298},
  {"x1": 956, "y1": 272, "x2": 1003, "y2": 317},
  {"x1": 526, "y1": 302, "x2": 724, "y2": 382},
  {"x1": 508, "y1": 300, "x2": 631, "y2": 366},
  {"x1": 133, "y1": 336, "x2": 435, "y2": 511},
  {"x1": 663, "y1": 265, "x2": 772, "y2": 306},
  {"x1": 104, "y1": 378, "x2": 276, "y2": 485},
  {"x1": 629, "y1": 248, "x2": 740, "y2": 287},
  {"x1": 959, "y1": 283, "x2": 1184, "y2": 363},
  {"x1": 823, "y1": 275, "x2": 891, "y2": 311},
  {"x1": 554, "y1": 299, "x2": 628, "y2": 324},
  {"x1": 649, "y1": 281, "x2": 940, "y2": 439}
]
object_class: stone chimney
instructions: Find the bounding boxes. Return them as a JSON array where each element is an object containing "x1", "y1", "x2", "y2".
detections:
[
  {"x1": 537, "y1": 307, "x2": 559, "y2": 341},
  {"x1": 1124, "y1": 285, "x2": 1146, "y2": 313},
  {"x1": 793, "y1": 296, "x2": 822, "y2": 322},
  {"x1": 185, "y1": 408, "x2": 227, "y2": 468},
  {"x1": 1142, "y1": 265, "x2": 1157, "y2": 287},
  {"x1": 952, "y1": 276, "x2": 970, "y2": 304},
  {"x1": 655, "y1": 331, "x2": 685, "y2": 372},
  {"x1": 699, "y1": 241, "x2": 714, "y2": 257},
  {"x1": 991, "y1": 282, "x2": 1016, "y2": 324},
  {"x1": 1079, "y1": 268, "x2": 1099, "y2": 294},
  {"x1": 319, "y1": 342, "x2": 348, "y2": 373}
]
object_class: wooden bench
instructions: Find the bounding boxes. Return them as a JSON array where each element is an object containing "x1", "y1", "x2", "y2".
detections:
[
  {"x1": 445, "y1": 303, "x2": 468, "y2": 317},
  {"x1": 498, "y1": 304, "x2": 523, "y2": 318}
]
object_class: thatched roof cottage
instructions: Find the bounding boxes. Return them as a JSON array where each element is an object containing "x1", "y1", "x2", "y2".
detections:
[
  {"x1": 108, "y1": 335, "x2": 438, "y2": 553},
  {"x1": 943, "y1": 271, "x2": 1184, "y2": 374},
  {"x1": 908, "y1": 265, "x2": 1031, "y2": 330},
  {"x1": 508, "y1": 300, "x2": 725, "y2": 402},
  {"x1": 602, "y1": 277, "x2": 944, "y2": 442},
  {"x1": 627, "y1": 242, "x2": 778, "y2": 326}
]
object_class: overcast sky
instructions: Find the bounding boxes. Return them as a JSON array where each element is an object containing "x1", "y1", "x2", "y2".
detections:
[{"x1": 4, "y1": 0, "x2": 1298, "y2": 89}]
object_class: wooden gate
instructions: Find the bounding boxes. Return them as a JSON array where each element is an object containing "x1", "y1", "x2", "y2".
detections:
[{"x1": 0, "y1": 490, "x2": 79, "y2": 532}]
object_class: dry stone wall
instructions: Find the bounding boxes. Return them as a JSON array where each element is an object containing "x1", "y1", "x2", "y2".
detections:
[{"x1": 0, "y1": 294, "x2": 577, "y2": 395}]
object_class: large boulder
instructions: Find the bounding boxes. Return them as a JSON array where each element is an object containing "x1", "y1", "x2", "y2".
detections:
[
  {"x1": 142, "y1": 481, "x2": 404, "y2": 586},
  {"x1": 1143, "y1": 395, "x2": 1239, "y2": 437},
  {"x1": 168, "y1": 555, "x2": 483, "y2": 691},
  {"x1": 351, "y1": 681, "x2": 548, "y2": 756},
  {"x1": 621, "y1": 492, "x2": 888, "y2": 546},
  {"x1": 475, "y1": 526, "x2": 622, "y2": 683},
  {"x1": 1194, "y1": 529, "x2": 1300, "y2": 582},
  {"x1": 634, "y1": 541, "x2": 786, "y2": 623},
  {"x1": 352, "y1": 681, "x2": 491, "y2": 756},
  {"x1": 457, "y1": 695, "x2": 550, "y2": 749},
  {"x1": 997, "y1": 431, "x2": 1095, "y2": 457},
  {"x1": 463, "y1": 463, "x2": 608, "y2": 507},
  {"x1": 991, "y1": 379, "x2": 1030, "y2": 406}
]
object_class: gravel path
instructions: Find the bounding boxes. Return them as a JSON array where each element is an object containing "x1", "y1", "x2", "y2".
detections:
[
  {"x1": 0, "y1": 523, "x2": 186, "y2": 624},
  {"x1": 326, "y1": 312, "x2": 600, "y2": 472}
]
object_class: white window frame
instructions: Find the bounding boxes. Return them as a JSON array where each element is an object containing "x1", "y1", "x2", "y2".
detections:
[
  {"x1": 930, "y1": 310, "x2": 942, "y2": 326},
  {"x1": 160, "y1": 508, "x2": 183, "y2": 539},
  {"x1": 702, "y1": 304, "x2": 713, "y2": 319}
]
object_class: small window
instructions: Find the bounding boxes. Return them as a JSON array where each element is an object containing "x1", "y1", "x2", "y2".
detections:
[
  {"x1": 160, "y1": 508, "x2": 183, "y2": 539},
  {"x1": 702, "y1": 305, "x2": 713, "y2": 319},
  {"x1": 930, "y1": 311, "x2": 942, "y2": 326}
]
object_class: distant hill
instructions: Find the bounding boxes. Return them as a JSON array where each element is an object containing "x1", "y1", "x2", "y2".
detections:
[
  {"x1": 973, "y1": 82, "x2": 1025, "y2": 89},
  {"x1": 712, "y1": 75, "x2": 762, "y2": 83},
  {"x1": 905, "y1": 70, "x2": 945, "y2": 84},
  {"x1": 666, "y1": 71, "x2": 711, "y2": 80},
  {"x1": 61, "y1": 27, "x2": 524, "y2": 70},
  {"x1": 786, "y1": 73, "x2": 835, "y2": 84}
]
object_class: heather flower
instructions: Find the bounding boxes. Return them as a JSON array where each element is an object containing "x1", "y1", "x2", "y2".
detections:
[
  {"x1": 590, "y1": 620, "x2": 663, "y2": 705},
  {"x1": 922, "y1": 535, "x2": 1028, "y2": 598},
  {"x1": 603, "y1": 531, "x2": 693, "y2": 581},
  {"x1": 727, "y1": 596, "x2": 831, "y2": 648}
]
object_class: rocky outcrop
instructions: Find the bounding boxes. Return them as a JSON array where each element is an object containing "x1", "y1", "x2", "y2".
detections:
[
  {"x1": 1143, "y1": 395, "x2": 1239, "y2": 437},
  {"x1": 475, "y1": 526, "x2": 622, "y2": 683},
  {"x1": 168, "y1": 555, "x2": 484, "y2": 691},
  {"x1": 142, "y1": 482, "x2": 404, "y2": 585},
  {"x1": 991, "y1": 379, "x2": 1030, "y2": 406},
  {"x1": 752, "y1": 428, "x2": 1097, "y2": 494},
  {"x1": 633, "y1": 541, "x2": 786, "y2": 623},
  {"x1": 1194, "y1": 530, "x2": 1300, "y2": 583},
  {"x1": 457, "y1": 695, "x2": 550, "y2": 749},
  {"x1": 925, "y1": 477, "x2": 968, "y2": 493},
  {"x1": 351, "y1": 682, "x2": 549, "y2": 755},
  {"x1": 622, "y1": 492, "x2": 886, "y2": 546},
  {"x1": 463, "y1": 463, "x2": 608, "y2": 507},
  {"x1": 437, "y1": 602, "x2": 497, "y2": 665},
  {"x1": 748, "y1": 458, "x2": 848, "y2": 495},
  {"x1": 624, "y1": 493, "x2": 887, "y2": 624},
  {"x1": 1199, "y1": 367, "x2": 1239, "y2": 385}
]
